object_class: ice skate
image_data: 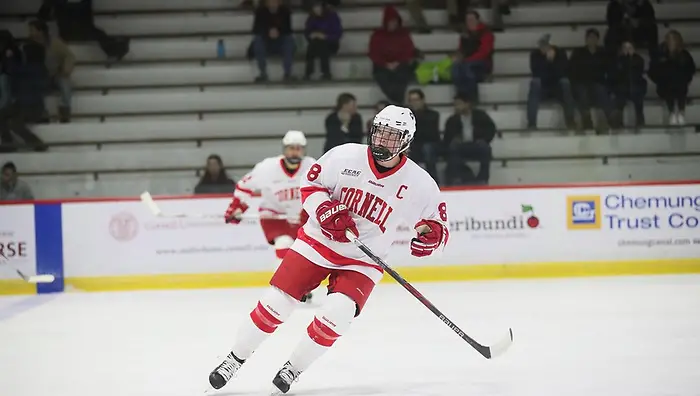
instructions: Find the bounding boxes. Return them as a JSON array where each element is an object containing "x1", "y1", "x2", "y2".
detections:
[
  {"x1": 270, "y1": 361, "x2": 301, "y2": 395},
  {"x1": 208, "y1": 351, "x2": 245, "y2": 390}
]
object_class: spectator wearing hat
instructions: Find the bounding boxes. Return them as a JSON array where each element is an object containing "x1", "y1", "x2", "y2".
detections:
[
  {"x1": 450, "y1": 10, "x2": 494, "y2": 102},
  {"x1": 443, "y1": 93, "x2": 496, "y2": 185},
  {"x1": 368, "y1": 5, "x2": 418, "y2": 104},
  {"x1": 527, "y1": 34, "x2": 576, "y2": 130},
  {"x1": 303, "y1": 1, "x2": 343, "y2": 81},
  {"x1": 569, "y1": 28, "x2": 614, "y2": 133}
]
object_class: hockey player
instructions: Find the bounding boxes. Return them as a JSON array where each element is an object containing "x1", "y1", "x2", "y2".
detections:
[
  {"x1": 225, "y1": 130, "x2": 316, "y2": 298},
  {"x1": 209, "y1": 106, "x2": 449, "y2": 394}
]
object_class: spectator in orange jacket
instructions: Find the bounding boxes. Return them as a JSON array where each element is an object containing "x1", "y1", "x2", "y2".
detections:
[
  {"x1": 450, "y1": 10, "x2": 494, "y2": 102},
  {"x1": 368, "y1": 6, "x2": 417, "y2": 104}
]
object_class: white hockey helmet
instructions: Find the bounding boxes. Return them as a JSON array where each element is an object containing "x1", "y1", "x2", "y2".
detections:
[
  {"x1": 282, "y1": 130, "x2": 307, "y2": 147},
  {"x1": 369, "y1": 105, "x2": 416, "y2": 161},
  {"x1": 282, "y1": 130, "x2": 306, "y2": 164}
]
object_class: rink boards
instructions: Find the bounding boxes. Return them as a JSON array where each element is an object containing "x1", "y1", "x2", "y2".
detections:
[{"x1": 1, "y1": 181, "x2": 700, "y2": 295}]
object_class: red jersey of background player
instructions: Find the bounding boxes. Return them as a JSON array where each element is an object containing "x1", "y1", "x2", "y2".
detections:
[{"x1": 209, "y1": 105, "x2": 449, "y2": 395}]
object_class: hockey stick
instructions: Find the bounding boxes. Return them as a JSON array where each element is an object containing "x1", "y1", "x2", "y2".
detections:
[
  {"x1": 345, "y1": 230, "x2": 513, "y2": 359},
  {"x1": 139, "y1": 191, "x2": 288, "y2": 221},
  {"x1": 0, "y1": 253, "x2": 56, "y2": 284}
]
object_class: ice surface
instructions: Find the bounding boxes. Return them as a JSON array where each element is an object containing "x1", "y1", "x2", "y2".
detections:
[{"x1": 1, "y1": 275, "x2": 699, "y2": 396}]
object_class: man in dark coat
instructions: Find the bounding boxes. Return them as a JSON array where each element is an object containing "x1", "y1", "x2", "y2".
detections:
[
  {"x1": 569, "y1": 28, "x2": 614, "y2": 133},
  {"x1": 443, "y1": 93, "x2": 496, "y2": 185}
]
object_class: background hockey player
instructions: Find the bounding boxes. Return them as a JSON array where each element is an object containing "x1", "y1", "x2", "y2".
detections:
[
  {"x1": 224, "y1": 130, "x2": 317, "y2": 301},
  {"x1": 209, "y1": 106, "x2": 449, "y2": 395}
]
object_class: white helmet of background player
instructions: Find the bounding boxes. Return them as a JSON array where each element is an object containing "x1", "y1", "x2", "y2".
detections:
[
  {"x1": 282, "y1": 130, "x2": 307, "y2": 164},
  {"x1": 368, "y1": 105, "x2": 416, "y2": 162}
]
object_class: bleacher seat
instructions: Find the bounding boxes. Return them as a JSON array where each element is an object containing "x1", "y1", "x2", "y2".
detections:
[
  {"x1": 0, "y1": 0, "x2": 698, "y2": 199},
  {"x1": 5, "y1": 134, "x2": 699, "y2": 175},
  {"x1": 45, "y1": 81, "x2": 700, "y2": 119}
]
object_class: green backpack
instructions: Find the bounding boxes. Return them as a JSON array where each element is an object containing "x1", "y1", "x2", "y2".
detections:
[{"x1": 415, "y1": 57, "x2": 453, "y2": 85}]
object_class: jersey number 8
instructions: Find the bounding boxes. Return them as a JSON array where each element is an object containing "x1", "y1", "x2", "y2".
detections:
[{"x1": 307, "y1": 164, "x2": 322, "y2": 181}]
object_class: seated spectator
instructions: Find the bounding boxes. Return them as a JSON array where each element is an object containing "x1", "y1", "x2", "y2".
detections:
[
  {"x1": 605, "y1": 0, "x2": 657, "y2": 56},
  {"x1": 649, "y1": 30, "x2": 696, "y2": 126},
  {"x1": 450, "y1": 10, "x2": 494, "y2": 102},
  {"x1": 324, "y1": 92, "x2": 363, "y2": 153},
  {"x1": 1, "y1": 162, "x2": 34, "y2": 201},
  {"x1": 406, "y1": 89, "x2": 441, "y2": 184},
  {"x1": 38, "y1": 0, "x2": 129, "y2": 61},
  {"x1": 569, "y1": 28, "x2": 614, "y2": 133},
  {"x1": 444, "y1": 93, "x2": 495, "y2": 185},
  {"x1": 252, "y1": 0, "x2": 295, "y2": 82},
  {"x1": 527, "y1": 34, "x2": 575, "y2": 130},
  {"x1": 366, "y1": 99, "x2": 389, "y2": 133},
  {"x1": 368, "y1": 6, "x2": 417, "y2": 104},
  {"x1": 194, "y1": 155, "x2": 235, "y2": 195},
  {"x1": 304, "y1": 1, "x2": 343, "y2": 81},
  {"x1": 29, "y1": 20, "x2": 75, "y2": 123},
  {"x1": 609, "y1": 40, "x2": 646, "y2": 129}
]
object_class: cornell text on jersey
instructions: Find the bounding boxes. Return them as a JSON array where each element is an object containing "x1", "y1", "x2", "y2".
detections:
[{"x1": 339, "y1": 187, "x2": 394, "y2": 233}]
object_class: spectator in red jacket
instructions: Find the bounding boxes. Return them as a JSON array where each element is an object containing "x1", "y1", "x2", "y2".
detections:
[
  {"x1": 368, "y1": 6, "x2": 417, "y2": 104},
  {"x1": 450, "y1": 10, "x2": 494, "y2": 102}
]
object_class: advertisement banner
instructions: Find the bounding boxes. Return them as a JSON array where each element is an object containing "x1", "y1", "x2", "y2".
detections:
[
  {"x1": 61, "y1": 197, "x2": 274, "y2": 277},
  {"x1": 60, "y1": 183, "x2": 700, "y2": 280},
  {"x1": 562, "y1": 184, "x2": 700, "y2": 259},
  {"x1": 0, "y1": 205, "x2": 37, "y2": 281},
  {"x1": 390, "y1": 184, "x2": 700, "y2": 267}
]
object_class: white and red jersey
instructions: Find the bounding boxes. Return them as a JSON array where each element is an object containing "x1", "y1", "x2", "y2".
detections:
[
  {"x1": 234, "y1": 155, "x2": 316, "y2": 221},
  {"x1": 293, "y1": 143, "x2": 449, "y2": 284}
]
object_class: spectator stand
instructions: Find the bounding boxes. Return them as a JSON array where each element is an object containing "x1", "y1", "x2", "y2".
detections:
[{"x1": 0, "y1": 0, "x2": 698, "y2": 198}]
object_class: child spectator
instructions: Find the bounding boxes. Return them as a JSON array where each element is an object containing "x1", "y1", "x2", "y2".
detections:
[
  {"x1": 303, "y1": 1, "x2": 343, "y2": 81},
  {"x1": 527, "y1": 34, "x2": 576, "y2": 130},
  {"x1": 649, "y1": 30, "x2": 696, "y2": 126},
  {"x1": 609, "y1": 40, "x2": 647, "y2": 129},
  {"x1": 251, "y1": 0, "x2": 295, "y2": 82},
  {"x1": 194, "y1": 155, "x2": 235, "y2": 195},
  {"x1": 450, "y1": 10, "x2": 494, "y2": 102},
  {"x1": 368, "y1": 6, "x2": 417, "y2": 104},
  {"x1": 569, "y1": 28, "x2": 614, "y2": 133}
]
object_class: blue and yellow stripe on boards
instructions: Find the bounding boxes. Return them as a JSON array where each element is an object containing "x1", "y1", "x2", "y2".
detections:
[{"x1": 59, "y1": 258, "x2": 700, "y2": 293}]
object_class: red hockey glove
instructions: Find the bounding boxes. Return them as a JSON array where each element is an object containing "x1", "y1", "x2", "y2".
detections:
[
  {"x1": 410, "y1": 220, "x2": 448, "y2": 257},
  {"x1": 316, "y1": 200, "x2": 358, "y2": 243},
  {"x1": 225, "y1": 197, "x2": 249, "y2": 224}
]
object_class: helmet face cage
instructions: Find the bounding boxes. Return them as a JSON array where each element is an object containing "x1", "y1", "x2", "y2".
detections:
[{"x1": 368, "y1": 124, "x2": 411, "y2": 162}]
